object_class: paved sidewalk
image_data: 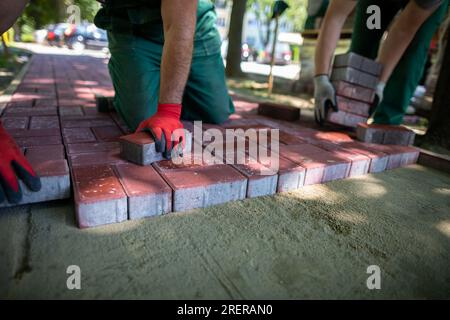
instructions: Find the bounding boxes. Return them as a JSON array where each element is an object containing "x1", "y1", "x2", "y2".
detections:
[
  {"x1": 1, "y1": 53, "x2": 420, "y2": 228},
  {"x1": 0, "y1": 50, "x2": 449, "y2": 299}
]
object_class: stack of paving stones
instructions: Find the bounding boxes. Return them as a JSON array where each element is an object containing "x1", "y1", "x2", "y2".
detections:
[
  {"x1": 0, "y1": 54, "x2": 420, "y2": 228},
  {"x1": 328, "y1": 52, "x2": 382, "y2": 127}
]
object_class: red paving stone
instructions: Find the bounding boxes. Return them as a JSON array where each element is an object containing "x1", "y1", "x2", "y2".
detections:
[
  {"x1": 14, "y1": 135, "x2": 62, "y2": 147},
  {"x1": 153, "y1": 160, "x2": 247, "y2": 212},
  {"x1": 7, "y1": 128, "x2": 61, "y2": 137},
  {"x1": 119, "y1": 132, "x2": 164, "y2": 165},
  {"x1": 61, "y1": 117, "x2": 116, "y2": 128},
  {"x1": 333, "y1": 81, "x2": 375, "y2": 103},
  {"x1": 29, "y1": 116, "x2": 60, "y2": 129},
  {"x1": 280, "y1": 144, "x2": 351, "y2": 185},
  {"x1": 338, "y1": 141, "x2": 389, "y2": 173},
  {"x1": 307, "y1": 140, "x2": 370, "y2": 177},
  {"x1": 0, "y1": 53, "x2": 420, "y2": 227},
  {"x1": 114, "y1": 163, "x2": 172, "y2": 219},
  {"x1": 91, "y1": 125, "x2": 124, "y2": 141},
  {"x1": 67, "y1": 141, "x2": 120, "y2": 155},
  {"x1": 327, "y1": 110, "x2": 367, "y2": 128},
  {"x1": 333, "y1": 52, "x2": 382, "y2": 76},
  {"x1": 1, "y1": 117, "x2": 30, "y2": 129},
  {"x1": 26, "y1": 145, "x2": 66, "y2": 162},
  {"x1": 63, "y1": 127, "x2": 96, "y2": 144},
  {"x1": 336, "y1": 96, "x2": 370, "y2": 117},
  {"x1": 356, "y1": 123, "x2": 415, "y2": 146},
  {"x1": 69, "y1": 150, "x2": 126, "y2": 167},
  {"x1": 72, "y1": 165, "x2": 127, "y2": 228},
  {"x1": 4, "y1": 106, "x2": 58, "y2": 116}
]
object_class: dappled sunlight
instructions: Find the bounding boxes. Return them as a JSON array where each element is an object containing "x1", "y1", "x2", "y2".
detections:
[
  {"x1": 436, "y1": 221, "x2": 450, "y2": 238},
  {"x1": 345, "y1": 176, "x2": 388, "y2": 199},
  {"x1": 433, "y1": 187, "x2": 450, "y2": 196},
  {"x1": 333, "y1": 210, "x2": 367, "y2": 224},
  {"x1": 83, "y1": 218, "x2": 145, "y2": 235}
]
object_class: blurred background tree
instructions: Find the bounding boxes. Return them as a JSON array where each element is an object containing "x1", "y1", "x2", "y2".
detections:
[
  {"x1": 225, "y1": 0, "x2": 307, "y2": 77},
  {"x1": 248, "y1": 0, "x2": 306, "y2": 48},
  {"x1": 14, "y1": 0, "x2": 100, "y2": 40}
]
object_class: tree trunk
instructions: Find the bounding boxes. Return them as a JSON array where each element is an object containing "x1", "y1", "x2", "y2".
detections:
[
  {"x1": 424, "y1": 22, "x2": 450, "y2": 149},
  {"x1": 225, "y1": 0, "x2": 246, "y2": 78}
]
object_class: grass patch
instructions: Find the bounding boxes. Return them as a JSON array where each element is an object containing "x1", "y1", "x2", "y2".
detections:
[{"x1": 0, "y1": 47, "x2": 30, "y2": 93}]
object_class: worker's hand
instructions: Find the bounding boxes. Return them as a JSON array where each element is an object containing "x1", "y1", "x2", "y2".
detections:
[
  {"x1": 370, "y1": 81, "x2": 386, "y2": 116},
  {"x1": 314, "y1": 75, "x2": 337, "y2": 126},
  {"x1": 0, "y1": 122, "x2": 41, "y2": 204},
  {"x1": 136, "y1": 103, "x2": 185, "y2": 159}
]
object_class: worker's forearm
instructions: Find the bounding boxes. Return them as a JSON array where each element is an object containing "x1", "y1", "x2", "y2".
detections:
[
  {"x1": 159, "y1": 0, "x2": 198, "y2": 104},
  {"x1": 377, "y1": 1, "x2": 440, "y2": 82},
  {"x1": 0, "y1": 0, "x2": 28, "y2": 34},
  {"x1": 315, "y1": 0, "x2": 356, "y2": 76}
]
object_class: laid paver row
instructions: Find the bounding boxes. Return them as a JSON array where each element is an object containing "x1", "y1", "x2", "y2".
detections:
[{"x1": 0, "y1": 55, "x2": 420, "y2": 229}]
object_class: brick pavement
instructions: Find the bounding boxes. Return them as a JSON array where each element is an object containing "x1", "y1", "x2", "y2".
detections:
[{"x1": 0, "y1": 54, "x2": 420, "y2": 227}]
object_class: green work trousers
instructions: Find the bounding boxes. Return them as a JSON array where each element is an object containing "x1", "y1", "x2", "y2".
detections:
[
  {"x1": 350, "y1": 0, "x2": 448, "y2": 125},
  {"x1": 107, "y1": 32, "x2": 234, "y2": 131}
]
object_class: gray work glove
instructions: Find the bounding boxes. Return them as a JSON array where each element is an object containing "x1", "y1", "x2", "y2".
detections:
[
  {"x1": 313, "y1": 75, "x2": 337, "y2": 126},
  {"x1": 370, "y1": 81, "x2": 386, "y2": 116}
]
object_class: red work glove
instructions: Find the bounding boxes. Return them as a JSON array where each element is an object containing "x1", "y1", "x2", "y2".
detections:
[
  {"x1": 135, "y1": 103, "x2": 185, "y2": 159},
  {"x1": 0, "y1": 122, "x2": 41, "y2": 204}
]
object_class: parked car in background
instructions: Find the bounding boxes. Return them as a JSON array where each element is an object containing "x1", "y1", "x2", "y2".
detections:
[
  {"x1": 221, "y1": 40, "x2": 258, "y2": 62},
  {"x1": 64, "y1": 23, "x2": 108, "y2": 51},
  {"x1": 259, "y1": 42, "x2": 292, "y2": 65},
  {"x1": 46, "y1": 23, "x2": 69, "y2": 46}
]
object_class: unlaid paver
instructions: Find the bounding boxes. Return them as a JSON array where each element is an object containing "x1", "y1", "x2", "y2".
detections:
[
  {"x1": 356, "y1": 123, "x2": 415, "y2": 146},
  {"x1": 120, "y1": 130, "x2": 193, "y2": 166},
  {"x1": 333, "y1": 81, "x2": 375, "y2": 104},
  {"x1": 333, "y1": 52, "x2": 382, "y2": 76},
  {"x1": 331, "y1": 67, "x2": 378, "y2": 89},
  {"x1": 327, "y1": 110, "x2": 367, "y2": 128},
  {"x1": 336, "y1": 96, "x2": 370, "y2": 117}
]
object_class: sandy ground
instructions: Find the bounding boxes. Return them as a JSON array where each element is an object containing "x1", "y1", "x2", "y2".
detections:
[{"x1": 0, "y1": 164, "x2": 449, "y2": 299}]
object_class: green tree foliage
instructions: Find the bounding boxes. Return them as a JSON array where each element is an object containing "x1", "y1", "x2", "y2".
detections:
[
  {"x1": 18, "y1": 0, "x2": 100, "y2": 31},
  {"x1": 247, "y1": 0, "x2": 307, "y2": 47}
]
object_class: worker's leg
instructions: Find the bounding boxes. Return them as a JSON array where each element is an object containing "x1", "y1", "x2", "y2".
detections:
[
  {"x1": 350, "y1": 0, "x2": 402, "y2": 59},
  {"x1": 181, "y1": 52, "x2": 234, "y2": 124},
  {"x1": 373, "y1": 1, "x2": 449, "y2": 125},
  {"x1": 107, "y1": 32, "x2": 162, "y2": 131}
]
